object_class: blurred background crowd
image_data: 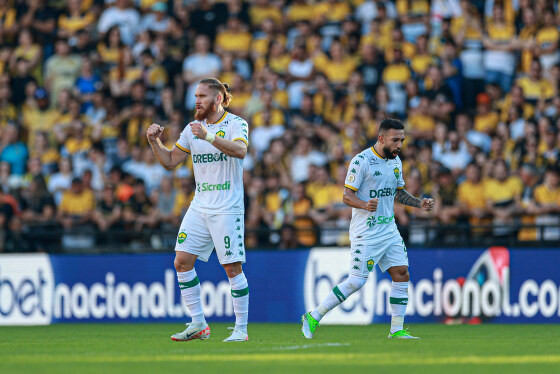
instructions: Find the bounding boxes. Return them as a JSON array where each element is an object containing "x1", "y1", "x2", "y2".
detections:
[{"x1": 0, "y1": 0, "x2": 560, "y2": 253}]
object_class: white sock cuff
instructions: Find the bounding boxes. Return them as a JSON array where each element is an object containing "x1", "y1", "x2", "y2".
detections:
[
  {"x1": 392, "y1": 281, "x2": 409, "y2": 290},
  {"x1": 177, "y1": 269, "x2": 197, "y2": 283},
  {"x1": 391, "y1": 281, "x2": 409, "y2": 298},
  {"x1": 229, "y1": 272, "x2": 248, "y2": 290}
]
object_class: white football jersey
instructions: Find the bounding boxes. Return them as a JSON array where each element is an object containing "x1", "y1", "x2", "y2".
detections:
[
  {"x1": 344, "y1": 146, "x2": 405, "y2": 242},
  {"x1": 175, "y1": 111, "x2": 249, "y2": 214}
]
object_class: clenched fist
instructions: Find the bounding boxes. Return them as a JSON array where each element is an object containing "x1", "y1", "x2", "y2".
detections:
[
  {"x1": 364, "y1": 198, "x2": 379, "y2": 212},
  {"x1": 421, "y1": 198, "x2": 434, "y2": 212},
  {"x1": 146, "y1": 123, "x2": 164, "y2": 143},
  {"x1": 190, "y1": 121, "x2": 208, "y2": 140}
]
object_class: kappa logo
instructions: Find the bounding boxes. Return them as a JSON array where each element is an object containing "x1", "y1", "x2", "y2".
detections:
[
  {"x1": 358, "y1": 155, "x2": 365, "y2": 159},
  {"x1": 369, "y1": 157, "x2": 378, "y2": 165},
  {"x1": 236, "y1": 217, "x2": 241, "y2": 222},
  {"x1": 238, "y1": 251, "x2": 244, "y2": 256},
  {"x1": 353, "y1": 257, "x2": 361, "y2": 262},
  {"x1": 237, "y1": 234, "x2": 242, "y2": 239},
  {"x1": 238, "y1": 243, "x2": 243, "y2": 247},
  {"x1": 354, "y1": 160, "x2": 360, "y2": 165},
  {"x1": 354, "y1": 249, "x2": 362, "y2": 254},
  {"x1": 351, "y1": 168, "x2": 357, "y2": 173},
  {"x1": 225, "y1": 250, "x2": 233, "y2": 256},
  {"x1": 374, "y1": 171, "x2": 381, "y2": 176},
  {"x1": 236, "y1": 226, "x2": 241, "y2": 231},
  {"x1": 352, "y1": 265, "x2": 360, "y2": 270}
]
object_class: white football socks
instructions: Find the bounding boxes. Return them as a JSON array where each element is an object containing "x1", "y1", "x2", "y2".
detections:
[
  {"x1": 229, "y1": 272, "x2": 249, "y2": 333},
  {"x1": 310, "y1": 276, "x2": 367, "y2": 321},
  {"x1": 390, "y1": 281, "x2": 409, "y2": 334},
  {"x1": 177, "y1": 269, "x2": 206, "y2": 325}
]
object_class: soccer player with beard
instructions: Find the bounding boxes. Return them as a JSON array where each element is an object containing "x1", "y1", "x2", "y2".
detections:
[
  {"x1": 147, "y1": 78, "x2": 250, "y2": 342},
  {"x1": 301, "y1": 119, "x2": 434, "y2": 339}
]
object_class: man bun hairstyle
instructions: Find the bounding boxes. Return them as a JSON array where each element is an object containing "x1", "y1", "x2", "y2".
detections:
[
  {"x1": 379, "y1": 118, "x2": 404, "y2": 134},
  {"x1": 200, "y1": 77, "x2": 233, "y2": 107}
]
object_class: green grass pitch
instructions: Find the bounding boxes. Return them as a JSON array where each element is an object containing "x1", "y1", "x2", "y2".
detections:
[{"x1": 1, "y1": 323, "x2": 559, "y2": 374}]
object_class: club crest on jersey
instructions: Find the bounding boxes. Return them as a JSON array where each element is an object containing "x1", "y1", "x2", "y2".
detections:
[
  {"x1": 177, "y1": 231, "x2": 187, "y2": 244},
  {"x1": 393, "y1": 167, "x2": 400, "y2": 180},
  {"x1": 367, "y1": 259, "x2": 374, "y2": 271},
  {"x1": 216, "y1": 130, "x2": 225, "y2": 138}
]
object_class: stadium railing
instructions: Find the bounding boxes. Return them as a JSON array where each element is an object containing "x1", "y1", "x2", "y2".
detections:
[{"x1": 12, "y1": 221, "x2": 560, "y2": 253}]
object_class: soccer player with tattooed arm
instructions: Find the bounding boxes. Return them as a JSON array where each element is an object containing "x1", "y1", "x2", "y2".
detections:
[
  {"x1": 302, "y1": 118, "x2": 434, "y2": 339},
  {"x1": 146, "y1": 78, "x2": 250, "y2": 342}
]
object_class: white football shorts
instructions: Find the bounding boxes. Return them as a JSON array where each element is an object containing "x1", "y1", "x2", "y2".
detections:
[
  {"x1": 175, "y1": 207, "x2": 246, "y2": 264},
  {"x1": 349, "y1": 234, "x2": 408, "y2": 278}
]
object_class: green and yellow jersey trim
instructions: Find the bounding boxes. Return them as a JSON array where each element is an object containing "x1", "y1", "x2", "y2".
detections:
[
  {"x1": 211, "y1": 111, "x2": 228, "y2": 124},
  {"x1": 175, "y1": 143, "x2": 191, "y2": 153},
  {"x1": 233, "y1": 137, "x2": 249, "y2": 146},
  {"x1": 371, "y1": 146, "x2": 384, "y2": 159},
  {"x1": 397, "y1": 186, "x2": 404, "y2": 190},
  {"x1": 344, "y1": 184, "x2": 358, "y2": 191}
]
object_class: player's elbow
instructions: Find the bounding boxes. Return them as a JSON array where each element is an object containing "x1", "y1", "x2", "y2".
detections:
[
  {"x1": 232, "y1": 145, "x2": 247, "y2": 159},
  {"x1": 163, "y1": 160, "x2": 178, "y2": 170},
  {"x1": 342, "y1": 192, "x2": 353, "y2": 206}
]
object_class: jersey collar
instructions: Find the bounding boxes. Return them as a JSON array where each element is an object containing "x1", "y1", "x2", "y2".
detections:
[
  {"x1": 371, "y1": 146, "x2": 387, "y2": 160},
  {"x1": 208, "y1": 111, "x2": 227, "y2": 125}
]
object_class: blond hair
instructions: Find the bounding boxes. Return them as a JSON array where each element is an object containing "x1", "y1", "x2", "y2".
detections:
[{"x1": 199, "y1": 77, "x2": 233, "y2": 107}]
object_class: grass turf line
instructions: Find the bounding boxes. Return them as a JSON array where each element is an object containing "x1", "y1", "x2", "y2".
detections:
[{"x1": 0, "y1": 323, "x2": 558, "y2": 374}]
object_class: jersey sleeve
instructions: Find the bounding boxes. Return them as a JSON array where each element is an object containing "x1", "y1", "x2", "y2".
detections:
[
  {"x1": 344, "y1": 154, "x2": 366, "y2": 192},
  {"x1": 231, "y1": 117, "x2": 249, "y2": 146},
  {"x1": 175, "y1": 125, "x2": 191, "y2": 154},
  {"x1": 397, "y1": 159, "x2": 405, "y2": 189}
]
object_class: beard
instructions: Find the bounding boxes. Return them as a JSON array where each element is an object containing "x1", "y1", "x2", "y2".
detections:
[
  {"x1": 194, "y1": 103, "x2": 217, "y2": 121},
  {"x1": 383, "y1": 145, "x2": 399, "y2": 159}
]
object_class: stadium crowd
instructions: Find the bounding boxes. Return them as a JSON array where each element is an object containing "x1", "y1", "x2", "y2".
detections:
[{"x1": 0, "y1": 0, "x2": 560, "y2": 252}]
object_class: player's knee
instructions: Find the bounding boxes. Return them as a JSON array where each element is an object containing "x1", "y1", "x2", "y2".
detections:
[
  {"x1": 346, "y1": 276, "x2": 367, "y2": 293},
  {"x1": 174, "y1": 257, "x2": 192, "y2": 272},
  {"x1": 223, "y1": 262, "x2": 242, "y2": 278},
  {"x1": 396, "y1": 269, "x2": 410, "y2": 282}
]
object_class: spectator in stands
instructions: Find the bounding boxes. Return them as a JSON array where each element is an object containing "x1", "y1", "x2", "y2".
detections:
[
  {"x1": 45, "y1": 38, "x2": 82, "y2": 107},
  {"x1": 97, "y1": 0, "x2": 140, "y2": 46},
  {"x1": 0, "y1": 124, "x2": 28, "y2": 176},
  {"x1": 92, "y1": 183, "x2": 122, "y2": 234},
  {"x1": 20, "y1": 175, "x2": 56, "y2": 227},
  {"x1": 122, "y1": 178, "x2": 157, "y2": 232},
  {"x1": 533, "y1": 165, "x2": 560, "y2": 240},
  {"x1": 19, "y1": 0, "x2": 57, "y2": 56},
  {"x1": 140, "y1": 2, "x2": 171, "y2": 36},
  {"x1": 9, "y1": 28, "x2": 42, "y2": 84},
  {"x1": 182, "y1": 35, "x2": 221, "y2": 111},
  {"x1": 278, "y1": 224, "x2": 303, "y2": 250},
  {"x1": 483, "y1": 3, "x2": 516, "y2": 93},
  {"x1": 534, "y1": 8, "x2": 560, "y2": 76},
  {"x1": 57, "y1": 0, "x2": 96, "y2": 40},
  {"x1": 57, "y1": 177, "x2": 95, "y2": 229},
  {"x1": 516, "y1": 59, "x2": 554, "y2": 104},
  {"x1": 457, "y1": 162, "x2": 488, "y2": 227},
  {"x1": 485, "y1": 159, "x2": 523, "y2": 235}
]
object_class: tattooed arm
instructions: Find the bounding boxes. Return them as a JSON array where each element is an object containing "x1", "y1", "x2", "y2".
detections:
[{"x1": 395, "y1": 188, "x2": 434, "y2": 211}]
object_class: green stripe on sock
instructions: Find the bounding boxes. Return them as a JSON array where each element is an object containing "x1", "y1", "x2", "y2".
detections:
[
  {"x1": 390, "y1": 297, "x2": 408, "y2": 305},
  {"x1": 231, "y1": 287, "x2": 249, "y2": 298},
  {"x1": 333, "y1": 286, "x2": 346, "y2": 302},
  {"x1": 178, "y1": 276, "x2": 199, "y2": 289}
]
